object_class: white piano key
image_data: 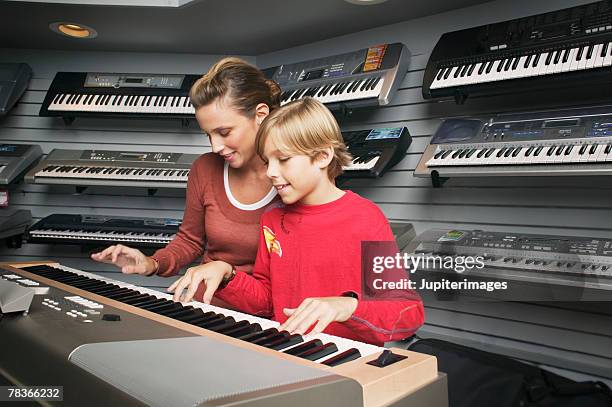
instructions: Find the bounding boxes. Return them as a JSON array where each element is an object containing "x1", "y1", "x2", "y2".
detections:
[
  {"x1": 585, "y1": 44, "x2": 601, "y2": 69},
  {"x1": 603, "y1": 43, "x2": 612, "y2": 67},
  {"x1": 577, "y1": 48, "x2": 589, "y2": 70}
]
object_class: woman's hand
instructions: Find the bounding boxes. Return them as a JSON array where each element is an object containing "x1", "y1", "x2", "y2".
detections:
[
  {"x1": 91, "y1": 244, "x2": 157, "y2": 275},
  {"x1": 279, "y1": 297, "x2": 358, "y2": 336},
  {"x1": 167, "y1": 260, "x2": 233, "y2": 303}
]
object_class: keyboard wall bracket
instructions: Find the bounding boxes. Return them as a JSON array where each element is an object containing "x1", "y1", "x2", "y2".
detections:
[
  {"x1": 62, "y1": 116, "x2": 75, "y2": 126},
  {"x1": 431, "y1": 170, "x2": 448, "y2": 188},
  {"x1": 75, "y1": 185, "x2": 88, "y2": 194},
  {"x1": 453, "y1": 92, "x2": 468, "y2": 105},
  {"x1": 147, "y1": 188, "x2": 158, "y2": 196}
]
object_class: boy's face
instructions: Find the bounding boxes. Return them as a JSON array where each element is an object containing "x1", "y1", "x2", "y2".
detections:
[{"x1": 263, "y1": 138, "x2": 326, "y2": 205}]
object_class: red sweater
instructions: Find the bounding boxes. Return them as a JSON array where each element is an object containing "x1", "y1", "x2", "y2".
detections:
[
  {"x1": 152, "y1": 153, "x2": 279, "y2": 283},
  {"x1": 216, "y1": 191, "x2": 424, "y2": 346}
]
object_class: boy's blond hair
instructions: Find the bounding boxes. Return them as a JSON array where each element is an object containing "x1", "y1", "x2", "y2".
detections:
[{"x1": 255, "y1": 97, "x2": 352, "y2": 180}]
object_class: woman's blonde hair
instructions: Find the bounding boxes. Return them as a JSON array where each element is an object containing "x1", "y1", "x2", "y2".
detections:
[
  {"x1": 189, "y1": 57, "x2": 281, "y2": 116},
  {"x1": 255, "y1": 97, "x2": 352, "y2": 180}
]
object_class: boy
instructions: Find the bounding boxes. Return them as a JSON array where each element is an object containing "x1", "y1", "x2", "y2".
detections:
[{"x1": 170, "y1": 97, "x2": 424, "y2": 345}]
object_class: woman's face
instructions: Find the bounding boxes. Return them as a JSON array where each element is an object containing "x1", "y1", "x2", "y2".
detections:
[{"x1": 195, "y1": 99, "x2": 263, "y2": 169}]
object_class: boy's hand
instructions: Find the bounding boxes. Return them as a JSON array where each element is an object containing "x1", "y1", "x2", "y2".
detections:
[
  {"x1": 280, "y1": 297, "x2": 358, "y2": 336},
  {"x1": 167, "y1": 261, "x2": 233, "y2": 303}
]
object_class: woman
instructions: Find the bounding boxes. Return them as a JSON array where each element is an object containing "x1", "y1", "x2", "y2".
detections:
[{"x1": 91, "y1": 57, "x2": 281, "y2": 304}]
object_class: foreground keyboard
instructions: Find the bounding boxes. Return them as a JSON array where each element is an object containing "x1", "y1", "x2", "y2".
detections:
[
  {"x1": 0, "y1": 262, "x2": 444, "y2": 407},
  {"x1": 27, "y1": 214, "x2": 180, "y2": 248},
  {"x1": 26, "y1": 149, "x2": 199, "y2": 189},
  {"x1": 39, "y1": 72, "x2": 199, "y2": 122},
  {"x1": 415, "y1": 105, "x2": 612, "y2": 184},
  {"x1": 423, "y1": 1, "x2": 612, "y2": 101},
  {"x1": 263, "y1": 43, "x2": 410, "y2": 110}
]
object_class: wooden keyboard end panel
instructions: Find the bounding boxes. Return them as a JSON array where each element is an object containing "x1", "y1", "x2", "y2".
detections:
[{"x1": 332, "y1": 347, "x2": 438, "y2": 407}]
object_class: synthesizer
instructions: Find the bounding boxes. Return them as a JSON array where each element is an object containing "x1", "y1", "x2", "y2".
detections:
[
  {"x1": 408, "y1": 228, "x2": 612, "y2": 299},
  {"x1": 263, "y1": 43, "x2": 410, "y2": 110},
  {"x1": 415, "y1": 105, "x2": 612, "y2": 185},
  {"x1": 0, "y1": 143, "x2": 42, "y2": 185},
  {"x1": 423, "y1": 1, "x2": 612, "y2": 102},
  {"x1": 0, "y1": 262, "x2": 446, "y2": 407},
  {"x1": 0, "y1": 208, "x2": 31, "y2": 248},
  {"x1": 27, "y1": 214, "x2": 180, "y2": 248},
  {"x1": 0, "y1": 63, "x2": 32, "y2": 115},
  {"x1": 342, "y1": 127, "x2": 411, "y2": 178},
  {"x1": 26, "y1": 149, "x2": 199, "y2": 189},
  {"x1": 39, "y1": 72, "x2": 199, "y2": 122}
]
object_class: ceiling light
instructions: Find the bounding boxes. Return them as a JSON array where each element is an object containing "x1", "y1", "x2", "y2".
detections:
[
  {"x1": 344, "y1": 0, "x2": 389, "y2": 4},
  {"x1": 49, "y1": 22, "x2": 97, "y2": 39}
]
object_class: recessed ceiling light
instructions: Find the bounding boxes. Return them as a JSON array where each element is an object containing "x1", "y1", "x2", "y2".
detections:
[
  {"x1": 344, "y1": 0, "x2": 389, "y2": 5},
  {"x1": 49, "y1": 22, "x2": 97, "y2": 39}
]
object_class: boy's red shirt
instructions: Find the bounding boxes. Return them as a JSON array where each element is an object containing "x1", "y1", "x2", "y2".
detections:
[{"x1": 216, "y1": 190, "x2": 424, "y2": 346}]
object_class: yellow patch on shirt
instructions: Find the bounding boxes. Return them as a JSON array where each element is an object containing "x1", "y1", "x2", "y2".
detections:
[{"x1": 263, "y1": 226, "x2": 282, "y2": 258}]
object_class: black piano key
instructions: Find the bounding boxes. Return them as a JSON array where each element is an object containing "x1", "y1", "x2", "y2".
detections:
[
  {"x1": 453, "y1": 66, "x2": 463, "y2": 78},
  {"x1": 511, "y1": 57, "x2": 520, "y2": 70},
  {"x1": 266, "y1": 334, "x2": 303, "y2": 351},
  {"x1": 435, "y1": 68, "x2": 445, "y2": 80},
  {"x1": 511, "y1": 147, "x2": 522, "y2": 157},
  {"x1": 251, "y1": 331, "x2": 290, "y2": 346},
  {"x1": 215, "y1": 320, "x2": 250, "y2": 334},
  {"x1": 237, "y1": 327, "x2": 278, "y2": 342},
  {"x1": 196, "y1": 315, "x2": 234, "y2": 329},
  {"x1": 504, "y1": 148, "x2": 514, "y2": 158},
  {"x1": 589, "y1": 144, "x2": 599, "y2": 154},
  {"x1": 602, "y1": 43, "x2": 609, "y2": 58},
  {"x1": 477, "y1": 63, "x2": 486, "y2": 75},
  {"x1": 553, "y1": 50, "x2": 561, "y2": 64},
  {"x1": 605, "y1": 144, "x2": 612, "y2": 154},
  {"x1": 443, "y1": 67, "x2": 453, "y2": 79},
  {"x1": 284, "y1": 339, "x2": 323, "y2": 356},
  {"x1": 122, "y1": 293, "x2": 154, "y2": 305},
  {"x1": 532, "y1": 54, "x2": 540, "y2": 67},
  {"x1": 546, "y1": 146, "x2": 556, "y2": 156},
  {"x1": 576, "y1": 46, "x2": 584, "y2": 61},
  {"x1": 533, "y1": 146, "x2": 543, "y2": 156},
  {"x1": 321, "y1": 348, "x2": 361, "y2": 367},
  {"x1": 113, "y1": 291, "x2": 149, "y2": 303},
  {"x1": 496, "y1": 148, "x2": 506, "y2": 158},
  {"x1": 586, "y1": 44, "x2": 594, "y2": 60},
  {"x1": 141, "y1": 300, "x2": 176, "y2": 312},
  {"x1": 105, "y1": 288, "x2": 139, "y2": 300},
  {"x1": 175, "y1": 310, "x2": 216, "y2": 324},
  {"x1": 545, "y1": 52, "x2": 553, "y2": 65},
  {"x1": 52, "y1": 93, "x2": 62, "y2": 104},
  {"x1": 565, "y1": 145, "x2": 574, "y2": 155},
  {"x1": 86, "y1": 284, "x2": 123, "y2": 295},
  {"x1": 562, "y1": 49, "x2": 570, "y2": 63},
  {"x1": 152, "y1": 303, "x2": 185, "y2": 316},
  {"x1": 224, "y1": 322, "x2": 262, "y2": 338},
  {"x1": 205, "y1": 318, "x2": 241, "y2": 333},
  {"x1": 459, "y1": 64, "x2": 469, "y2": 77},
  {"x1": 503, "y1": 58, "x2": 512, "y2": 71},
  {"x1": 163, "y1": 306, "x2": 195, "y2": 319},
  {"x1": 579, "y1": 144, "x2": 588, "y2": 155},
  {"x1": 555, "y1": 146, "x2": 565, "y2": 156},
  {"x1": 496, "y1": 60, "x2": 505, "y2": 72},
  {"x1": 296, "y1": 343, "x2": 338, "y2": 361}
]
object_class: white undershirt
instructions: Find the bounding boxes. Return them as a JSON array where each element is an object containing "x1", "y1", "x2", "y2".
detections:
[{"x1": 223, "y1": 161, "x2": 277, "y2": 211}]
